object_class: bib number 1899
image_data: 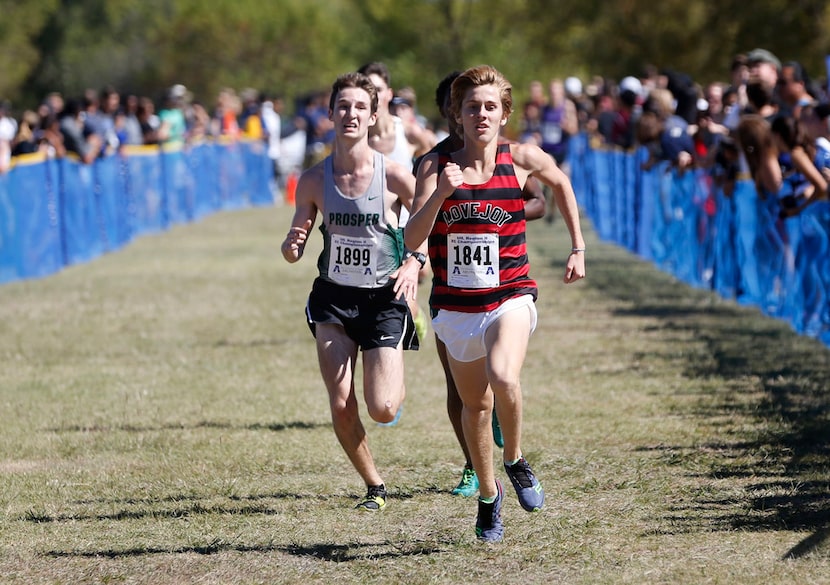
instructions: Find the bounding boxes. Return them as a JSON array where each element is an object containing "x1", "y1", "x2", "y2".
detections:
[{"x1": 335, "y1": 246, "x2": 371, "y2": 266}]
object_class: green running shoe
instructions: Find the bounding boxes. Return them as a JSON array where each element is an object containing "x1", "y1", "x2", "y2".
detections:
[
  {"x1": 451, "y1": 466, "x2": 479, "y2": 497},
  {"x1": 355, "y1": 484, "x2": 387, "y2": 511},
  {"x1": 492, "y1": 410, "x2": 504, "y2": 448}
]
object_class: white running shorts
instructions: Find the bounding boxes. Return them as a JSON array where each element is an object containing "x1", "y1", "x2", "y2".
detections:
[{"x1": 432, "y1": 294, "x2": 537, "y2": 362}]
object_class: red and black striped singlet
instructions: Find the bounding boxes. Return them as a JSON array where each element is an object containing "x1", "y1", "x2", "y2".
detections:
[{"x1": 429, "y1": 143, "x2": 538, "y2": 313}]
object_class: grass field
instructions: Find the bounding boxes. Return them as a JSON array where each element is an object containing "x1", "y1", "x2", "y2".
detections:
[{"x1": 1, "y1": 204, "x2": 829, "y2": 584}]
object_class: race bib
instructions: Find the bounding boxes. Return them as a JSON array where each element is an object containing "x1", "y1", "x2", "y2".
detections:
[
  {"x1": 447, "y1": 232, "x2": 499, "y2": 288},
  {"x1": 328, "y1": 234, "x2": 377, "y2": 286}
]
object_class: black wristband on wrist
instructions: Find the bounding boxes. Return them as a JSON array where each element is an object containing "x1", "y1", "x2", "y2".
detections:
[{"x1": 404, "y1": 250, "x2": 427, "y2": 268}]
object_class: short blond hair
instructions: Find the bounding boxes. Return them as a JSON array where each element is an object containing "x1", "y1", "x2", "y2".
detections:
[{"x1": 449, "y1": 65, "x2": 513, "y2": 124}]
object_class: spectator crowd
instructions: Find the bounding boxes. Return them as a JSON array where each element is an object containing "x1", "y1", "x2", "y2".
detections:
[
  {"x1": 2, "y1": 47, "x2": 829, "y2": 217},
  {"x1": 0, "y1": 84, "x2": 308, "y2": 197},
  {"x1": 514, "y1": 48, "x2": 830, "y2": 220}
]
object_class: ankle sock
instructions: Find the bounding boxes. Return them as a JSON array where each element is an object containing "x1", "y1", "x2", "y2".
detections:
[{"x1": 505, "y1": 455, "x2": 522, "y2": 466}]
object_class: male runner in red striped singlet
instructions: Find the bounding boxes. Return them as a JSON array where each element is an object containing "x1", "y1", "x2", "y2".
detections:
[{"x1": 406, "y1": 65, "x2": 585, "y2": 542}]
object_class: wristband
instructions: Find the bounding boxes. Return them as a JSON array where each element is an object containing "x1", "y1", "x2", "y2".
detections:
[
  {"x1": 404, "y1": 250, "x2": 427, "y2": 268},
  {"x1": 571, "y1": 247, "x2": 586, "y2": 253}
]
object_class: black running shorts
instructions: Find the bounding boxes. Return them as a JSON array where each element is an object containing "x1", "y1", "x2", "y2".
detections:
[{"x1": 305, "y1": 277, "x2": 419, "y2": 351}]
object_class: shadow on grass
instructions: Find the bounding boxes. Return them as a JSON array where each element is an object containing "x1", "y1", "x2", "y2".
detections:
[
  {"x1": 583, "y1": 249, "x2": 830, "y2": 558},
  {"x1": 44, "y1": 420, "x2": 329, "y2": 434},
  {"x1": 25, "y1": 501, "x2": 284, "y2": 523},
  {"x1": 46, "y1": 539, "x2": 446, "y2": 559},
  {"x1": 24, "y1": 487, "x2": 444, "y2": 524}
]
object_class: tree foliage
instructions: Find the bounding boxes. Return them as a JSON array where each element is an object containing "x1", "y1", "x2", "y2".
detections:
[
  {"x1": 0, "y1": 0, "x2": 59, "y2": 99},
  {"x1": 1, "y1": 0, "x2": 828, "y2": 118}
]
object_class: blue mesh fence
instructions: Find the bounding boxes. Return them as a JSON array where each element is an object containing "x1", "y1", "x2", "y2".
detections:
[
  {"x1": 568, "y1": 133, "x2": 830, "y2": 347},
  {"x1": 0, "y1": 140, "x2": 276, "y2": 285}
]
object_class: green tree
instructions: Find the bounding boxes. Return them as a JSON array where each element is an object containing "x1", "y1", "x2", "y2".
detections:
[
  {"x1": 5, "y1": 0, "x2": 830, "y2": 117},
  {"x1": 0, "y1": 0, "x2": 59, "y2": 102},
  {"x1": 144, "y1": 0, "x2": 357, "y2": 104},
  {"x1": 521, "y1": 0, "x2": 830, "y2": 84},
  {"x1": 24, "y1": 0, "x2": 356, "y2": 108}
]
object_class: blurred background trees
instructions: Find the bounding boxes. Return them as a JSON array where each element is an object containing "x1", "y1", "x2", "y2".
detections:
[{"x1": 1, "y1": 0, "x2": 828, "y2": 120}]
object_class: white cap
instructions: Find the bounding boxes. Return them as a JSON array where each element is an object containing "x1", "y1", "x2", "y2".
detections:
[
  {"x1": 169, "y1": 84, "x2": 187, "y2": 99},
  {"x1": 619, "y1": 76, "x2": 642, "y2": 96},
  {"x1": 565, "y1": 76, "x2": 583, "y2": 96}
]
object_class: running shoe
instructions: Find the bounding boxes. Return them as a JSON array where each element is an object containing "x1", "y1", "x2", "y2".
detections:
[
  {"x1": 377, "y1": 404, "x2": 403, "y2": 427},
  {"x1": 475, "y1": 479, "x2": 504, "y2": 543},
  {"x1": 451, "y1": 466, "x2": 479, "y2": 497},
  {"x1": 492, "y1": 410, "x2": 504, "y2": 448},
  {"x1": 355, "y1": 484, "x2": 387, "y2": 511},
  {"x1": 504, "y1": 457, "x2": 544, "y2": 512}
]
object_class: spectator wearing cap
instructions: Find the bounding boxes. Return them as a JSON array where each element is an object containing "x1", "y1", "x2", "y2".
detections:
[
  {"x1": 564, "y1": 76, "x2": 582, "y2": 99},
  {"x1": 726, "y1": 50, "x2": 781, "y2": 152},
  {"x1": 746, "y1": 48, "x2": 781, "y2": 93},
  {"x1": 737, "y1": 49, "x2": 782, "y2": 125},
  {"x1": 565, "y1": 76, "x2": 592, "y2": 132},
  {"x1": 158, "y1": 85, "x2": 188, "y2": 146},
  {"x1": 610, "y1": 76, "x2": 643, "y2": 149}
]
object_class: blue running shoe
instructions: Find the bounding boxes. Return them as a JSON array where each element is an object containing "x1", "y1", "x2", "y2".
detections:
[
  {"x1": 492, "y1": 410, "x2": 504, "y2": 448},
  {"x1": 475, "y1": 479, "x2": 504, "y2": 542},
  {"x1": 377, "y1": 404, "x2": 403, "y2": 427},
  {"x1": 451, "y1": 466, "x2": 479, "y2": 497},
  {"x1": 504, "y1": 457, "x2": 544, "y2": 512}
]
